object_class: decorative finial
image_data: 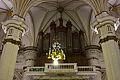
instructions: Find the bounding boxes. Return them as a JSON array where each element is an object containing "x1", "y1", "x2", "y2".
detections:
[
  {"x1": 50, "y1": 20, "x2": 56, "y2": 29},
  {"x1": 66, "y1": 20, "x2": 72, "y2": 27},
  {"x1": 59, "y1": 17, "x2": 63, "y2": 26}
]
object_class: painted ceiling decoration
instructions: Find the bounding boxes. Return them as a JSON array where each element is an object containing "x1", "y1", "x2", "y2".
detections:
[{"x1": 0, "y1": 0, "x2": 120, "y2": 48}]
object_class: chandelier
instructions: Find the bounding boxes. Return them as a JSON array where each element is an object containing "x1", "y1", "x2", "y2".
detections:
[{"x1": 47, "y1": 41, "x2": 65, "y2": 65}]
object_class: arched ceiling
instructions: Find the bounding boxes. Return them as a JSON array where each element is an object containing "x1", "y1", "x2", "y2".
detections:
[
  {"x1": 28, "y1": 0, "x2": 93, "y2": 46},
  {"x1": 0, "y1": 0, "x2": 120, "y2": 48}
]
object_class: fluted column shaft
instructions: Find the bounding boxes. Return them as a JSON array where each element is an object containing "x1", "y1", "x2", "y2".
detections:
[
  {"x1": 92, "y1": 12, "x2": 120, "y2": 80},
  {"x1": 0, "y1": 15, "x2": 27, "y2": 80}
]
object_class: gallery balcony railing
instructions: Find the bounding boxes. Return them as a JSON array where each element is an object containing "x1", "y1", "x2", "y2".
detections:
[
  {"x1": 26, "y1": 63, "x2": 97, "y2": 76},
  {"x1": 44, "y1": 63, "x2": 77, "y2": 73}
]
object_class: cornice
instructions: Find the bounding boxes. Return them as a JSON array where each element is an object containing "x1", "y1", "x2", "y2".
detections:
[
  {"x1": 3, "y1": 38, "x2": 21, "y2": 46},
  {"x1": 20, "y1": 46, "x2": 38, "y2": 51},
  {"x1": 99, "y1": 36, "x2": 118, "y2": 43},
  {"x1": 85, "y1": 45, "x2": 101, "y2": 50}
]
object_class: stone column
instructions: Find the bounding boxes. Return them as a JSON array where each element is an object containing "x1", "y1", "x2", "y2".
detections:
[
  {"x1": 92, "y1": 12, "x2": 120, "y2": 80},
  {"x1": 22, "y1": 46, "x2": 38, "y2": 80},
  {"x1": 86, "y1": 45, "x2": 102, "y2": 80},
  {"x1": 0, "y1": 15, "x2": 27, "y2": 80}
]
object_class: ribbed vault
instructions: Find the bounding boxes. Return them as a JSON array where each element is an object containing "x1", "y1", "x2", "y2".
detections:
[{"x1": 0, "y1": 0, "x2": 120, "y2": 48}]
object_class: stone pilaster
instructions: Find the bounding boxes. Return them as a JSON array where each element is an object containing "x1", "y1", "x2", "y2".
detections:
[
  {"x1": 86, "y1": 45, "x2": 101, "y2": 66},
  {"x1": 23, "y1": 46, "x2": 38, "y2": 67},
  {"x1": 92, "y1": 11, "x2": 120, "y2": 80},
  {"x1": 22, "y1": 46, "x2": 38, "y2": 80},
  {"x1": 0, "y1": 15, "x2": 27, "y2": 80},
  {"x1": 86, "y1": 45, "x2": 102, "y2": 80}
]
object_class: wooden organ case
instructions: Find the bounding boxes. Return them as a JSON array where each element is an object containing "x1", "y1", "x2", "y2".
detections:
[{"x1": 37, "y1": 18, "x2": 88, "y2": 66}]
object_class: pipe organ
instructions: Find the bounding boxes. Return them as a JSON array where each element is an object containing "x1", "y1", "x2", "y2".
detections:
[{"x1": 37, "y1": 18, "x2": 85, "y2": 54}]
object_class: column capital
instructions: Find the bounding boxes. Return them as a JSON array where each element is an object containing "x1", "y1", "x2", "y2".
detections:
[
  {"x1": 2, "y1": 15, "x2": 28, "y2": 36},
  {"x1": 91, "y1": 12, "x2": 117, "y2": 30},
  {"x1": 99, "y1": 36, "x2": 118, "y2": 43},
  {"x1": 91, "y1": 12, "x2": 118, "y2": 43}
]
